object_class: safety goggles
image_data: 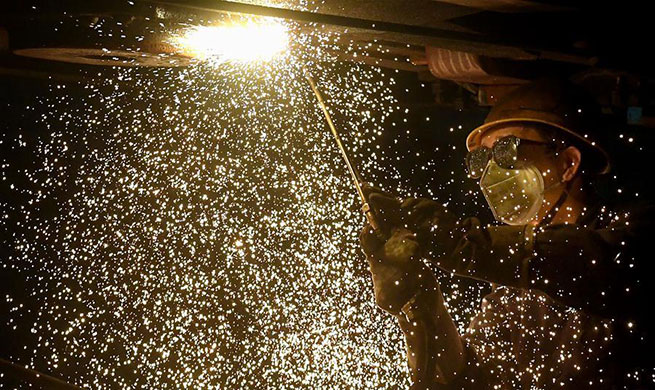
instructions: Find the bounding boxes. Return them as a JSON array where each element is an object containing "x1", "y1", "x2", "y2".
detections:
[{"x1": 465, "y1": 135, "x2": 552, "y2": 179}]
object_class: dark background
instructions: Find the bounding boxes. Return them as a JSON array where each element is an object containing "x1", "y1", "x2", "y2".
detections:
[
  {"x1": 3, "y1": 63, "x2": 653, "y2": 388},
  {"x1": 3, "y1": 1, "x2": 655, "y2": 388}
]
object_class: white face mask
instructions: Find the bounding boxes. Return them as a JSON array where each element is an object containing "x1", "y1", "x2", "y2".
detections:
[{"x1": 479, "y1": 160, "x2": 546, "y2": 225}]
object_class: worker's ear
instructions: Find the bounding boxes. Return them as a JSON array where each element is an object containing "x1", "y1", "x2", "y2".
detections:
[{"x1": 558, "y1": 146, "x2": 582, "y2": 182}]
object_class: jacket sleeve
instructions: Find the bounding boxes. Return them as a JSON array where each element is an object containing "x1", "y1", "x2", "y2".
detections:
[
  {"x1": 394, "y1": 279, "x2": 497, "y2": 390},
  {"x1": 426, "y1": 206, "x2": 654, "y2": 320},
  {"x1": 432, "y1": 342, "x2": 496, "y2": 390}
]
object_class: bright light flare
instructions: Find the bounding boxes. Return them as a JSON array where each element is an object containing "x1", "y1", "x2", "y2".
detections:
[{"x1": 171, "y1": 19, "x2": 289, "y2": 63}]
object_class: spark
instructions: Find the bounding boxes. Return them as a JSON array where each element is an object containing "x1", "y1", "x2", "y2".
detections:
[
  {"x1": 10, "y1": 4, "x2": 640, "y2": 389},
  {"x1": 170, "y1": 18, "x2": 289, "y2": 63},
  {"x1": 1, "y1": 16, "x2": 420, "y2": 389}
]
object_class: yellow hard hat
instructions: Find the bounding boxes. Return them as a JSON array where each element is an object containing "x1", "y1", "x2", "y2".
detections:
[{"x1": 466, "y1": 79, "x2": 610, "y2": 174}]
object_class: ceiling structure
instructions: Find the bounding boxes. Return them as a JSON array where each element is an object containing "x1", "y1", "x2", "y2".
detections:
[{"x1": 1, "y1": 0, "x2": 652, "y2": 124}]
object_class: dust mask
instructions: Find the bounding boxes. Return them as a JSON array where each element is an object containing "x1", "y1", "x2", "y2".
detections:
[{"x1": 479, "y1": 160, "x2": 557, "y2": 225}]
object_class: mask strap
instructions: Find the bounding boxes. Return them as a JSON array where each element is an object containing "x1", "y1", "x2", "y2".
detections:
[{"x1": 538, "y1": 180, "x2": 573, "y2": 227}]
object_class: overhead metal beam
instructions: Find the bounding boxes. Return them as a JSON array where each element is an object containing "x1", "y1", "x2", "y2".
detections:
[{"x1": 146, "y1": 0, "x2": 594, "y2": 63}]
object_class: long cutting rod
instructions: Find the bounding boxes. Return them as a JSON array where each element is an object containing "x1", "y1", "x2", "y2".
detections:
[{"x1": 304, "y1": 73, "x2": 380, "y2": 232}]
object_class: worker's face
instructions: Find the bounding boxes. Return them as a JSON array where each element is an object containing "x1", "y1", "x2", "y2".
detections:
[{"x1": 474, "y1": 125, "x2": 581, "y2": 224}]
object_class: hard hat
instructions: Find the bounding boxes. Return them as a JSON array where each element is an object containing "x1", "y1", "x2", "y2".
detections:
[{"x1": 466, "y1": 79, "x2": 610, "y2": 174}]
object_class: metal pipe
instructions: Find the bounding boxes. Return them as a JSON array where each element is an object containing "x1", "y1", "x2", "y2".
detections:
[{"x1": 304, "y1": 71, "x2": 380, "y2": 232}]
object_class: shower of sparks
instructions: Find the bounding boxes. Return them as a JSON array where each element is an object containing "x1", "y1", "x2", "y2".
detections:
[
  {"x1": 1, "y1": 23, "x2": 404, "y2": 390},
  {"x1": 0, "y1": 9, "x2": 491, "y2": 390},
  {"x1": 170, "y1": 18, "x2": 289, "y2": 63}
]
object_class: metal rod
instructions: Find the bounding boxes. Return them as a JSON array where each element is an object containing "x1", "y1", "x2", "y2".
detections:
[
  {"x1": 304, "y1": 72, "x2": 380, "y2": 232},
  {"x1": 0, "y1": 358, "x2": 84, "y2": 390}
]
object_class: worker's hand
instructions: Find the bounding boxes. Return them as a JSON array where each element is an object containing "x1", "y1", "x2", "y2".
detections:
[
  {"x1": 400, "y1": 197, "x2": 454, "y2": 235},
  {"x1": 361, "y1": 224, "x2": 429, "y2": 315},
  {"x1": 362, "y1": 185, "x2": 456, "y2": 239},
  {"x1": 361, "y1": 184, "x2": 405, "y2": 231},
  {"x1": 400, "y1": 197, "x2": 462, "y2": 267}
]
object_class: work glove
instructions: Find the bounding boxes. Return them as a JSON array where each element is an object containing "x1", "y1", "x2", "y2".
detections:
[
  {"x1": 359, "y1": 186, "x2": 427, "y2": 314},
  {"x1": 360, "y1": 224, "x2": 427, "y2": 315},
  {"x1": 359, "y1": 188, "x2": 461, "y2": 315},
  {"x1": 361, "y1": 185, "x2": 406, "y2": 234},
  {"x1": 361, "y1": 185, "x2": 458, "y2": 254},
  {"x1": 400, "y1": 197, "x2": 459, "y2": 254}
]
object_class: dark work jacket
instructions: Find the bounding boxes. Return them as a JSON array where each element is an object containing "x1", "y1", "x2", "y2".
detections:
[{"x1": 427, "y1": 202, "x2": 655, "y2": 389}]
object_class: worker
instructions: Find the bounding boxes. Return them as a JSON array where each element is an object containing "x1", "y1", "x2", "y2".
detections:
[{"x1": 360, "y1": 79, "x2": 654, "y2": 389}]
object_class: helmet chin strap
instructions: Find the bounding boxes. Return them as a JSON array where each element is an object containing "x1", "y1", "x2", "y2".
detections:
[{"x1": 537, "y1": 179, "x2": 573, "y2": 227}]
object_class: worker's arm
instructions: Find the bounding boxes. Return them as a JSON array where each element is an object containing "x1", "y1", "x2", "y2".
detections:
[
  {"x1": 361, "y1": 225, "x2": 494, "y2": 389},
  {"x1": 414, "y1": 199, "x2": 654, "y2": 321},
  {"x1": 393, "y1": 280, "x2": 495, "y2": 390}
]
